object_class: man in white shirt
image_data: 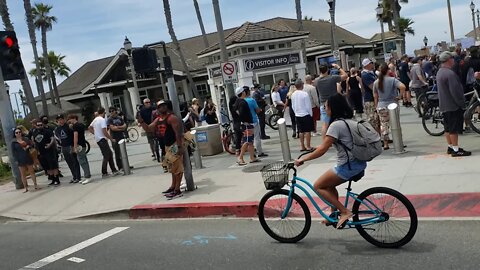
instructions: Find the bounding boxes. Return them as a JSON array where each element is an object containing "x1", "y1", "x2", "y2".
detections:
[
  {"x1": 291, "y1": 78, "x2": 314, "y2": 151},
  {"x1": 88, "y1": 107, "x2": 120, "y2": 178},
  {"x1": 304, "y1": 75, "x2": 320, "y2": 135}
]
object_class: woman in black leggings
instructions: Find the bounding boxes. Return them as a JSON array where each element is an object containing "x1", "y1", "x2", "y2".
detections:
[{"x1": 346, "y1": 68, "x2": 364, "y2": 119}]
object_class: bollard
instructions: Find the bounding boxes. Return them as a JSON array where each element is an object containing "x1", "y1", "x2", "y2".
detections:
[
  {"x1": 118, "y1": 139, "x2": 132, "y2": 175},
  {"x1": 388, "y1": 103, "x2": 407, "y2": 154},
  {"x1": 277, "y1": 118, "x2": 292, "y2": 162},
  {"x1": 190, "y1": 130, "x2": 203, "y2": 169}
]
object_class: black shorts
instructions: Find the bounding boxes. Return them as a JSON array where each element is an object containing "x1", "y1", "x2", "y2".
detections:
[
  {"x1": 443, "y1": 109, "x2": 464, "y2": 134},
  {"x1": 296, "y1": 115, "x2": 314, "y2": 133},
  {"x1": 39, "y1": 151, "x2": 59, "y2": 171}
]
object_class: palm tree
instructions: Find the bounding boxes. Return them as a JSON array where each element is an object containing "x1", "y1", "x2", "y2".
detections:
[
  {"x1": 295, "y1": 0, "x2": 307, "y2": 71},
  {"x1": 398, "y1": 17, "x2": 415, "y2": 36},
  {"x1": 162, "y1": 0, "x2": 200, "y2": 100},
  {"x1": 28, "y1": 51, "x2": 70, "y2": 99},
  {"x1": 32, "y1": 3, "x2": 61, "y2": 108},
  {"x1": 303, "y1": 16, "x2": 313, "y2": 21},
  {"x1": 193, "y1": 0, "x2": 209, "y2": 49},
  {"x1": 0, "y1": 0, "x2": 39, "y2": 118},
  {"x1": 382, "y1": 0, "x2": 409, "y2": 54}
]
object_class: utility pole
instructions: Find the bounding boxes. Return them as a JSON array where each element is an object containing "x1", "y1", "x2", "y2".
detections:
[
  {"x1": 447, "y1": 0, "x2": 455, "y2": 42},
  {"x1": 159, "y1": 41, "x2": 195, "y2": 192},
  {"x1": 0, "y1": 71, "x2": 22, "y2": 189},
  {"x1": 212, "y1": 0, "x2": 234, "y2": 110}
]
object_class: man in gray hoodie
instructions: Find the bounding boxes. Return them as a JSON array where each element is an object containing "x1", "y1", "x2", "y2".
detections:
[{"x1": 436, "y1": 51, "x2": 471, "y2": 157}]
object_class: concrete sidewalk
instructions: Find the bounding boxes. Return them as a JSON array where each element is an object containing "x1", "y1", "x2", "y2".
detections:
[{"x1": 0, "y1": 107, "x2": 479, "y2": 221}]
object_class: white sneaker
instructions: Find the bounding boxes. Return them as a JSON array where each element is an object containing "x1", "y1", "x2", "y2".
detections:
[{"x1": 81, "y1": 178, "x2": 91, "y2": 185}]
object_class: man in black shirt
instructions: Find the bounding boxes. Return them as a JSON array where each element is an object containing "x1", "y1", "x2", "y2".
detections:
[
  {"x1": 68, "y1": 114, "x2": 92, "y2": 184},
  {"x1": 228, "y1": 96, "x2": 243, "y2": 155},
  {"x1": 398, "y1": 55, "x2": 413, "y2": 107},
  {"x1": 55, "y1": 114, "x2": 81, "y2": 183},
  {"x1": 251, "y1": 84, "x2": 269, "y2": 139},
  {"x1": 234, "y1": 86, "x2": 257, "y2": 165},
  {"x1": 34, "y1": 119, "x2": 60, "y2": 185},
  {"x1": 138, "y1": 99, "x2": 156, "y2": 158},
  {"x1": 107, "y1": 107, "x2": 126, "y2": 170}
]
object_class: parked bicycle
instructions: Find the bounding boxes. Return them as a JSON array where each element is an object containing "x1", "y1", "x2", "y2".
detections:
[
  {"x1": 219, "y1": 112, "x2": 237, "y2": 155},
  {"x1": 265, "y1": 105, "x2": 282, "y2": 130},
  {"x1": 258, "y1": 150, "x2": 418, "y2": 248},
  {"x1": 422, "y1": 83, "x2": 480, "y2": 136}
]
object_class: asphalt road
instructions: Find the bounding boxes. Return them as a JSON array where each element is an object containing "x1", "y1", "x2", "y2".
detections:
[{"x1": 1, "y1": 219, "x2": 479, "y2": 270}]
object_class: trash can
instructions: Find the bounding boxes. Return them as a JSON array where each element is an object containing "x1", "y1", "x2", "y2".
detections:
[{"x1": 192, "y1": 124, "x2": 223, "y2": 156}]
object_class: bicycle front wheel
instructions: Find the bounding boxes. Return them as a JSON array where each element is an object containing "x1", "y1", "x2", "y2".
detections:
[
  {"x1": 422, "y1": 106, "x2": 445, "y2": 136},
  {"x1": 258, "y1": 189, "x2": 311, "y2": 243},
  {"x1": 268, "y1": 114, "x2": 280, "y2": 130},
  {"x1": 127, "y1": 128, "x2": 139, "y2": 142},
  {"x1": 416, "y1": 94, "x2": 427, "y2": 117},
  {"x1": 466, "y1": 101, "x2": 480, "y2": 134},
  {"x1": 352, "y1": 187, "x2": 418, "y2": 248},
  {"x1": 85, "y1": 141, "x2": 91, "y2": 154}
]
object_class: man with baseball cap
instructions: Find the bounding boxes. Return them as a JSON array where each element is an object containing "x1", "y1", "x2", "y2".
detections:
[
  {"x1": 233, "y1": 86, "x2": 258, "y2": 165},
  {"x1": 361, "y1": 58, "x2": 378, "y2": 125},
  {"x1": 436, "y1": 51, "x2": 471, "y2": 157}
]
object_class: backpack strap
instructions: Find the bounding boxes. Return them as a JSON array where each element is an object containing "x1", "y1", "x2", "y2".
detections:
[{"x1": 334, "y1": 119, "x2": 354, "y2": 170}]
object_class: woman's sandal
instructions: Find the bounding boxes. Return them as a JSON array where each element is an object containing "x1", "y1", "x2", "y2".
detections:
[
  {"x1": 237, "y1": 161, "x2": 247, "y2": 166},
  {"x1": 336, "y1": 213, "x2": 354, "y2": 229},
  {"x1": 250, "y1": 159, "x2": 260, "y2": 163}
]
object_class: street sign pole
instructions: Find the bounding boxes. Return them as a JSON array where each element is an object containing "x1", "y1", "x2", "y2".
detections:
[{"x1": 0, "y1": 66, "x2": 22, "y2": 189}]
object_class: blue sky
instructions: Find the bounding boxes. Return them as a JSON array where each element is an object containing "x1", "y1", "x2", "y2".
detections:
[{"x1": 2, "y1": 0, "x2": 476, "y2": 107}]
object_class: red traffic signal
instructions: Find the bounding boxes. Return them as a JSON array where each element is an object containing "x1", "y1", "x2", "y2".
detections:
[
  {"x1": 0, "y1": 31, "x2": 24, "y2": 81},
  {"x1": 3, "y1": 36, "x2": 14, "y2": 48}
]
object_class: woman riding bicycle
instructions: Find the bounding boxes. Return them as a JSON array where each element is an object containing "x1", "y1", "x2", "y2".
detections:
[{"x1": 294, "y1": 93, "x2": 366, "y2": 229}]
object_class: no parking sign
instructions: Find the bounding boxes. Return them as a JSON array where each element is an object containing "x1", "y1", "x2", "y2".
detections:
[{"x1": 221, "y1": 62, "x2": 238, "y2": 83}]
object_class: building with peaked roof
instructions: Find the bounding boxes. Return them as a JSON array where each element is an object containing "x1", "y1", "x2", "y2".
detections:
[{"x1": 35, "y1": 17, "x2": 390, "y2": 123}]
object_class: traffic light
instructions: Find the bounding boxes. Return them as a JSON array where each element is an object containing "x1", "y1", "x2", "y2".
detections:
[
  {"x1": 0, "y1": 31, "x2": 25, "y2": 81},
  {"x1": 132, "y1": 47, "x2": 159, "y2": 74}
]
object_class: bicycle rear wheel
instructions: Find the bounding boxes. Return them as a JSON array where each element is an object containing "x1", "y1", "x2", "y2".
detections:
[
  {"x1": 267, "y1": 114, "x2": 280, "y2": 130},
  {"x1": 352, "y1": 187, "x2": 417, "y2": 248},
  {"x1": 222, "y1": 131, "x2": 236, "y2": 155},
  {"x1": 466, "y1": 101, "x2": 480, "y2": 134},
  {"x1": 415, "y1": 94, "x2": 428, "y2": 117},
  {"x1": 258, "y1": 189, "x2": 311, "y2": 243},
  {"x1": 127, "y1": 128, "x2": 139, "y2": 142},
  {"x1": 422, "y1": 106, "x2": 445, "y2": 136}
]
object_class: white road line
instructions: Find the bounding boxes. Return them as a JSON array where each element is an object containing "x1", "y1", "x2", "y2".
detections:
[{"x1": 19, "y1": 227, "x2": 129, "y2": 269}]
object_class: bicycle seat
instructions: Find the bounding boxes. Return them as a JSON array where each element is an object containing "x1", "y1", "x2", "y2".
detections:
[{"x1": 348, "y1": 170, "x2": 365, "y2": 182}]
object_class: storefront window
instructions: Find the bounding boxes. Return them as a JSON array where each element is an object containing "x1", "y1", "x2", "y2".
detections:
[
  {"x1": 112, "y1": 97, "x2": 123, "y2": 112},
  {"x1": 268, "y1": 44, "x2": 275, "y2": 50},
  {"x1": 278, "y1": 43, "x2": 286, "y2": 48},
  {"x1": 247, "y1": 47, "x2": 255, "y2": 53},
  {"x1": 259, "y1": 46, "x2": 265, "y2": 51},
  {"x1": 257, "y1": 71, "x2": 290, "y2": 94},
  {"x1": 195, "y1": 83, "x2": 210, "y2": 99},
  {"x1": 139, "y1": 90, "x2": 148, "y2": 101}
]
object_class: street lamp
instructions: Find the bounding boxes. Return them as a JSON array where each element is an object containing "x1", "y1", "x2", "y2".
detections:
[
  {"x1": 18, "y1": 89, "x2": 27, "y2": 117},
  {"x1": 423, "y1": 36, "x2": 428, "y2": 47},
  {"x1": 471, "y1": 1, "x2": 478, "y2": 40},
  {"x1": 326, "y1": 0, "x2": 338, "y2": 55},
  {"x1": 376, "y1": 3, "x2": 387, "y2": 61}
]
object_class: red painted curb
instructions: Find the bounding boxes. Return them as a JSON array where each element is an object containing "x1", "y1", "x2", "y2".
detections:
[
  {"x1": 130, "y1": 202, "x2": 258, "y2": 219},
  {"x1": 129, "y1": 192, "x2": 480, "y2": 219}
]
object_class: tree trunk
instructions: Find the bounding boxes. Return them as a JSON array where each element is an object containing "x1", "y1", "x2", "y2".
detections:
[
  {"x1": 24, "y1": 0, "x2": 48, "y2": 116},
  {"x1": 50, "y1": 69, "x2": 60, "y2": 109},
  {"x1": 391, "y1": 0, "x2": 403, "y2": 54},
  {"x1": 0, "y1": 0, "x2": 39, "y2": 118},
  {"x1": 162, "y1": 0, "x2": 200, "y2": 100},
  {"x1": 295, "y1": 0, "x2": 308, "y2": 73},
  {"x1": 193, "y1": 0, "x2": 209, "y2": 49},
  {"x1": 41, "y1": 26, "x2": 60, "y2": 108}
]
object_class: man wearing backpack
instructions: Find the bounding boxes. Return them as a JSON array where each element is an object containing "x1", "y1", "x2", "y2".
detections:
[{"x1": 294, "y1": 93, "x2": 381, "y2": 229}]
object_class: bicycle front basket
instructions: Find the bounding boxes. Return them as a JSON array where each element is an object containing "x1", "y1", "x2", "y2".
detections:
[{"x1": 260, "y1": 162, "x2": 289, "y2": 190}]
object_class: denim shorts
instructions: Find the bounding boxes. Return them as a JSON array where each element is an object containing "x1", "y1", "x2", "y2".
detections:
[
  {"x1": 333, "y1": 159, "x2": 367, "y2": 181},
  {"x1": 320, "y1": 105, "x2": 330, "y2": 124}
]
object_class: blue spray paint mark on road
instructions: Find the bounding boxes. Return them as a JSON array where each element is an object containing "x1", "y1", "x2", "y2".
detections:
[{"x1": 181, "y1": 234, "x2": 237, "y2": 246}]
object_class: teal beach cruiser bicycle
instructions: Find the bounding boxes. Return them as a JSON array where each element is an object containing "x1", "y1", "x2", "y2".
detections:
[{"x1": 258, "y1": 151, "x2": 418, "y2": 248}]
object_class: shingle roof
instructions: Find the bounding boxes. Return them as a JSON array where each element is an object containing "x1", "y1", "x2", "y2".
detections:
[
  {"x1": 34, "y1": 56, "x2": 114, "y2": 101},
  {"x1": 465, "y1": 27, "x2": 480, "y2": 38},
  {"x1": 197, "y1": 21, "x2": 309, "y2": 55},
  {"x1": 258, "y1": 17, "x2": 370, "y2": 47},
  {"x1": 369, "y1": 31, "x2": 402, "y2": 42}
]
